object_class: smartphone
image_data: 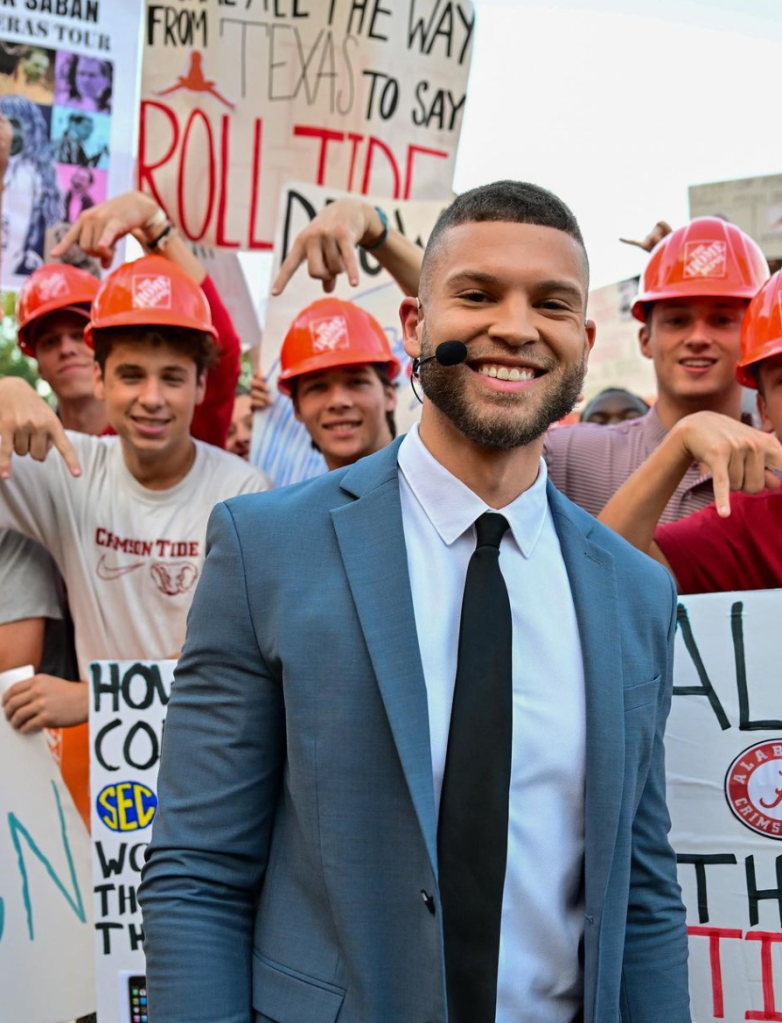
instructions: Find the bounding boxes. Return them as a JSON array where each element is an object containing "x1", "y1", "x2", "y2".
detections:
[{"x1": 127, "y1": 975, "x2": 148, "y2": 1023}]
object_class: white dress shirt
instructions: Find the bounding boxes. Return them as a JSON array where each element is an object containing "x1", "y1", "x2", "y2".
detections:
[{"x1": 398, "y1": 423, "x2": 586, "y2": 1023}]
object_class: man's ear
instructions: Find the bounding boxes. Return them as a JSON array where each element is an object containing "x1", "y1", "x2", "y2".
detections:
[
  {"x1": 757, "y1": 390, "x2": 775, "y2": 433},
  {"x1": 93, "y1": 360, "x2": 104, "y2": 399},
  {"x1": 584, "y1": 319, "x2": 597, "y2": 363},
  {"x1": 400, "y1": 297, "x2": 421, "y2": 360},
  {"x1": 638, "y1": 324, "x2": 653, "y2": 361}
]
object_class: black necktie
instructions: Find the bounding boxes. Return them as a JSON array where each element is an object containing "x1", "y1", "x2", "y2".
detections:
[{"x1": 437, "y1": 511, "x2": 513, "y2": 1023}]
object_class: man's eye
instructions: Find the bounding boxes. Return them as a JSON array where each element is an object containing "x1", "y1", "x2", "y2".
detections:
[
  {"x1": 540, "y1": 300, "x2": 571, "y2": 311},
  {"x1": 460, "y1": 291, "x2": 489, "y2": 303}
]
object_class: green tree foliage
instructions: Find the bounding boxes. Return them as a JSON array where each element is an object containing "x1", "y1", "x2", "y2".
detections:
[{"x1": 0, "y1": 290, "x2": 54, "y2": 404}]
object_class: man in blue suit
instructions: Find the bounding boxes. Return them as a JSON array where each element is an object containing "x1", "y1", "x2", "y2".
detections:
[{"x1": 140, "y1": 181, "x2": 690, "y2": 1023}]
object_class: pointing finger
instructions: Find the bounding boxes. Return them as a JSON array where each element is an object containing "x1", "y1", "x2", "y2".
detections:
[
  {"x1": 52, "y1": 427, "x2": 82, "y2": 477},
  {"x1": 271, "y1": 239, "x2": 305, "y2": 296},
  {"x1": 50, "y1": 220, "x2": 82, "y2": 257}
]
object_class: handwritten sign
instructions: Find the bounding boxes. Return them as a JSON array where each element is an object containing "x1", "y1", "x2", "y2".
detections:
[
  {"x1": 668, "y1": 590, "x2": 782, "y2": 1022},
  {"x1": 139, "y1": 0, "x2": 473, "y2": 250},
  {"x1": 0, "y1": 0, "x2": 143, "y2": 290},
  {"x1": 251, "y1": 180, "x2": 445, "y2": 486},
  {"x1": 0, "y1": 666, "x2": 94, "y2": 1023},
  {"x1": 90, "y1": 659, "x2": 173, "y2": 1023}
]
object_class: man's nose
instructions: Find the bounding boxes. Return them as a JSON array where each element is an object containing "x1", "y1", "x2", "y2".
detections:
[
  {"x1": 327, "y1": 386, "x2": 354, "y2": 409},
  {"x1": 486, "y1": 299, "x2": 540, "y2": 346},
  {"x1": 684, "y1": 319, "x2": 713, "y2": 346},
  {"x1": 138, "y1": 378, "x2": 164, "y2": 407},
  {"x1": 59, "y1": 332, "x2": 83, "y2": 357}
]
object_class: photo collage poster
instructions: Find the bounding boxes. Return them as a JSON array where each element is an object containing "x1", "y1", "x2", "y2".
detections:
[{"x1": 0, "y1": 4, "x2": 142, "y2": 291}]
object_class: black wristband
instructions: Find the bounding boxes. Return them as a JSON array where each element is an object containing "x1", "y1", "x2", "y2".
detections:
[
  {"x1": 362, "y1": 206, "x2": 389, "y2": 251},
  {"x1": 147, "y1": 222, "x2": 173, "y2": 251}
]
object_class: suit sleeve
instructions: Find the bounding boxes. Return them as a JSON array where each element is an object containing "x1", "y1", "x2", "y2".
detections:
[
  {"x1": 139, "y1": 501, "x2": 285, "y2": 1023},
  {"x1": 189, "y1": 275, "x2": 242, "y2": 448},
  {"x1": 620, "y1": 570, "x2": 691, "y2": 1023}
]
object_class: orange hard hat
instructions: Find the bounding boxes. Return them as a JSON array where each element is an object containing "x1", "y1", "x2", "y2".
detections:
[
  {"x1": 83, "y1": 254, "x2": 216, "y2": 347},
  {"x1": 16, "y1": 263, "x2": 99, "y2": 357},
  {"x1": 736, "y1": 269, "x2": 782, "y2": 389},
  {"x1": 631, "y1": 217, "x2": 769, "y2": 322},
  {"x1": 278, "y1": 297, "x2": 401, "y2": 395}
]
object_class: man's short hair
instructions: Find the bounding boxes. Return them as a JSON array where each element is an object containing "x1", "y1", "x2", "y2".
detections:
[
  {"x1": 91, "y1": 325, "x2": 219, "y2": 379},
  {"x1": 420, "y1": 180, "x2": 589, "y2": 300}
]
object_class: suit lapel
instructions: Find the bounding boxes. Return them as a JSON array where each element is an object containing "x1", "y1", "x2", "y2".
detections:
[
  {"x1": 548, "y1": 485, "x2": 625, "y2": 919},
  {"x1": 331, "y1": 443, "x2": 438, "y2": 873}
]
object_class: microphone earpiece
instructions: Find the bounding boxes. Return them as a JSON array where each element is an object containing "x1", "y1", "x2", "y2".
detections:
[
  {"x1": 413, "y1": 340, "x2": 468, "y2": 377},
  {"x1": 411, "y1": 340, "x2": 468, "y2": 401},
  {"x1": 434, "y1": 340, "x2": 468, "y2": 366}
]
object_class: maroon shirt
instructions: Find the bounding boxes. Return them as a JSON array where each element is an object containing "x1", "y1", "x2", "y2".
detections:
[
  {"x1": 655, "y1": 490, "x2": 782, "y2": 593},
  {"x1": 543, "y1": 406, "x2": 715, "y2": 524}
]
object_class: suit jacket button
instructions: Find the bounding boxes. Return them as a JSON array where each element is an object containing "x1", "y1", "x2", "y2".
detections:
[{"x1": 420, "y1": 890, "x2": 435, "y2": 915}]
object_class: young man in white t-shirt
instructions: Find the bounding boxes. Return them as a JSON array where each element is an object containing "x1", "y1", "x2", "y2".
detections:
[{"x1": 0, "y1": 253, "x2": 270, "y2": 733}]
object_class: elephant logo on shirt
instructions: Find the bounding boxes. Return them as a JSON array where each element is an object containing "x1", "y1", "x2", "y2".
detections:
[{"x1": 150, "y1": 561, "x2": 199, "y2": 597}]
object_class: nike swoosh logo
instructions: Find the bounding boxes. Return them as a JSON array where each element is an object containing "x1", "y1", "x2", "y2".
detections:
[{"x1": 96, "y1": 553, "x2": 145, "y2": 580}]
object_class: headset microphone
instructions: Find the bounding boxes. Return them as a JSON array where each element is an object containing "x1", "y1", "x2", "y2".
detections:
[{"x1": 412, "y1": 340, "x2": 468, "y2": 377}]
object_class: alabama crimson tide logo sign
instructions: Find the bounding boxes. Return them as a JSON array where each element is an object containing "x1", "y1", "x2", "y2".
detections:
[
  {"x1": 309, "y1": 315, "x2": 350, "y2": 353},
  {"x1": 683, "y1": 240, "x2": 727, "y2": 279},
  {"x1": 725, "y1": 739, "x2": 782, "y2": 839},
  {"x1": 132, "y1": 274, "x2": 172, "y2": 310}
]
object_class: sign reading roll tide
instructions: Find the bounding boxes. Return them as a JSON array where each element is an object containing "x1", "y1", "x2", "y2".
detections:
[
  {"x1": 89, "y1": 660, "x2": 174, "y2": 1023},
  {"x1": 667, "y1": 590, "x2": 782, "y2": 1022},
  {"x1": 138, "y1": 0, "x2": 474, "y2": 250}
]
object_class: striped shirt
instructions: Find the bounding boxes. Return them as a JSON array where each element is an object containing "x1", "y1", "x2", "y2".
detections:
[{"x1": 542, "y1": 405, "x2": 715, "y2": 524}]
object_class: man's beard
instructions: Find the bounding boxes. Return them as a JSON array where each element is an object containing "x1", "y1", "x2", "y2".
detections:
[{"x1": 418, "y1": 328, "x2": 587, "y2": 450}]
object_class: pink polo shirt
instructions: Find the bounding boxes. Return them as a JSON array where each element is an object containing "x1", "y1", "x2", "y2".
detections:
[{"x1": 543, "y1": 406, "x2": 715, "y2": 524}]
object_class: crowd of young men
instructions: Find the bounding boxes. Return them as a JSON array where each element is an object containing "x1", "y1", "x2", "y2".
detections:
[
  {"x1": 2, "y1": 188, "x2": 781, "y2": 733},
  {"x1": 3, "y1": 175, "x2": 782, "y2": 1023}
]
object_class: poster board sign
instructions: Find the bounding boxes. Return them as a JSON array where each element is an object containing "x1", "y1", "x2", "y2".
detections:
[
  {"x1": 0, "y1": 665, "x2": 95, "y2": 1023},
  {"x1": 0, "y1": 1, "x2": 143, "y2": 291},
  {"x1": 689, "y1": 174, "x2": 782, "y2": 262},
  {"x1": 251, "y1": 180, "x2": 445, "y2": 487},
  {"x1": 138, "y1": 0, "x2": 473, "y2": 251},
  {"x1": 583, "y1": 276, "x2": 656, "y2": 404},
  {"x1": 89, "y1": 659, "x2": 174, "y2": 1023},
  {"x1": 668, "y1": 589, "x2": 782, "y2": 1022}
]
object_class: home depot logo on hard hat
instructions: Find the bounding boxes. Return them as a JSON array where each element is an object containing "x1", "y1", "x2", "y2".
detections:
[
  {"x1": 36, "y1": 271, "x2": 69, "y2": 301},
  {"x1": 309, "y1": 315, "x2": 350, "y2": 353},
  {"x1": 683, "y1": 240, "x2": 727, "y2": 279},
  {"x1": 132, "y1": 274, "x2": 172, "y2": 310}
]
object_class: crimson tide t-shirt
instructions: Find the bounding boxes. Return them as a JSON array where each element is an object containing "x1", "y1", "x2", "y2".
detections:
[
  {"x1": 655, "y1": 490, "x2": 782, "y2": 594},
  {"x1": 0, "y1": 433, "x2": 269, "y2": 677}
]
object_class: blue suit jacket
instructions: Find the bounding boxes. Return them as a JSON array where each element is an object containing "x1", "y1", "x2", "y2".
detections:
[{"x1": 139, "y1": 439, "x2": 690, "y2": 1023}]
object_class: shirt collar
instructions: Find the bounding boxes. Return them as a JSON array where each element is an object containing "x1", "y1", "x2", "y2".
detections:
[
  {"x1": 397, "y1": 423, "x2": 549, "y2": 557},
  {"x1": 640, "y1": 404, "x2": 669, "y2": 447}
]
